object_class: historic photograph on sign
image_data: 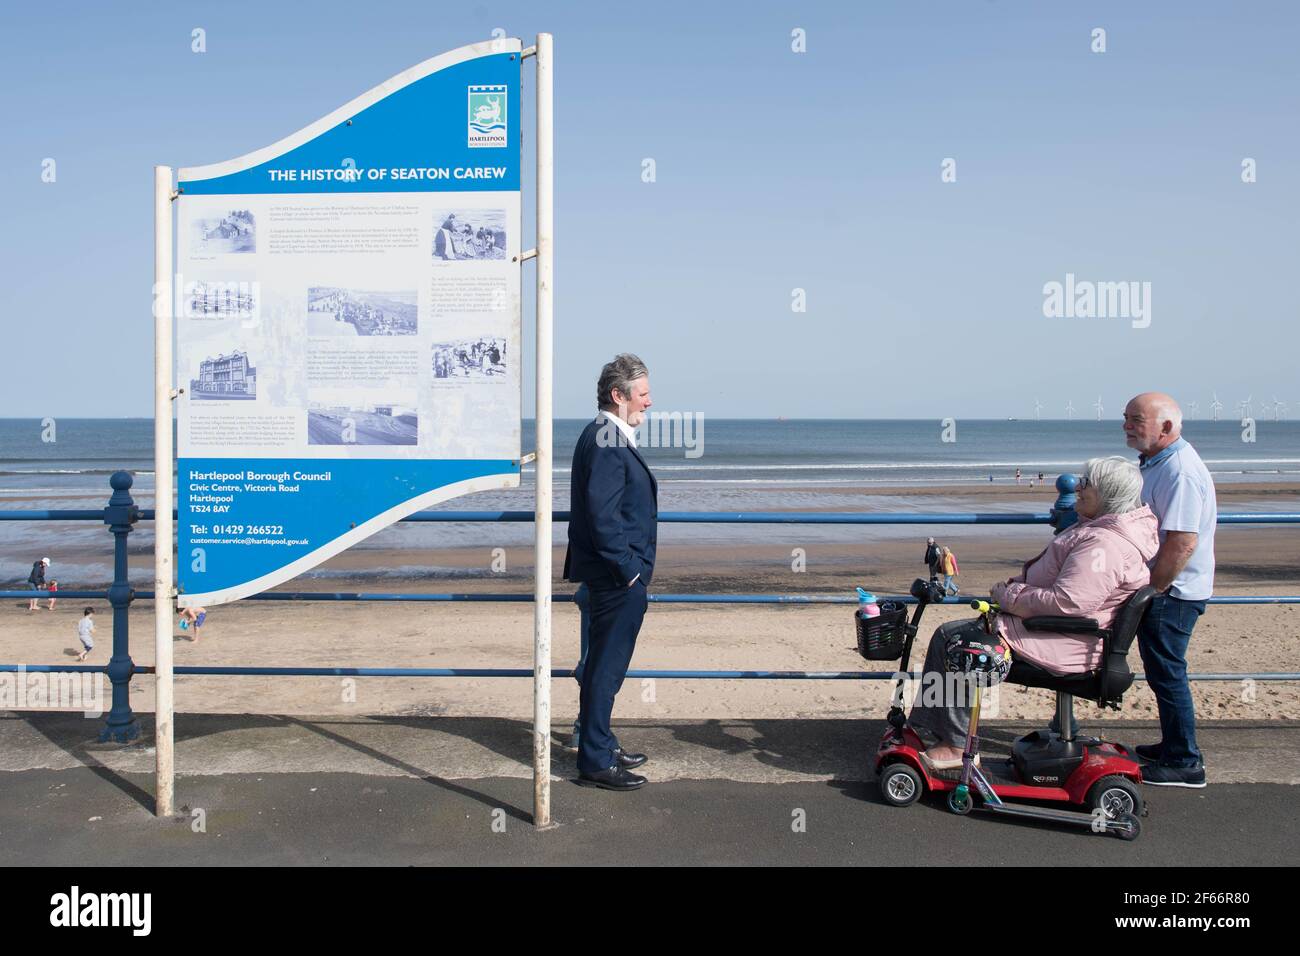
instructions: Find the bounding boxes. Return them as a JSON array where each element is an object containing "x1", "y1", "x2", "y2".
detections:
[
  {"x1": 431, "y1": 334, "x2": 507, "y2": 382},
  {"x1": 431, "y1": 209, "x2": 508, "y2": 261},
  {"x1": 185, "y1": 279, "x2": 259, "y2": 321},
  {"x1": 307, "y1": 287, "x2": 418, "y2": 336},
  {"x1": 190, "y1": 348, "x2": 258, "y2": 400},
  {"x1": 191, "y1": 209, "x2": 256, "y2": 254},
  {"x1": 307, "y1": 390, "x2": 419, "y2": 446}
]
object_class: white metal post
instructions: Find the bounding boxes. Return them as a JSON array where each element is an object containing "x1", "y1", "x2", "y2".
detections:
[
  {"x1": 532, "y1": 32, "x2": 555, "y2": 828},
  {"x1": 154, "y1": 165, "x2": 176, "y2": 817}
]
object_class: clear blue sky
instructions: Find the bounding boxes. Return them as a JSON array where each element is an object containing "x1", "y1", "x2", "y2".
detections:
[{"x1": 2, "y1": 1, "x2": 1296, "y2": 419}]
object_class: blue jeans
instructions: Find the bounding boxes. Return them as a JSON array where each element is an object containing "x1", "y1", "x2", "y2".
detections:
[
  {"x1": 943, "y1": 575, "x2": 958, "y2": 595},
  {"x1": 1137, "y1": 593, "x2": 1206, "y2": 768},
  {"x1": 572, "y1": 583, "x2": 591, "y2": 734}
]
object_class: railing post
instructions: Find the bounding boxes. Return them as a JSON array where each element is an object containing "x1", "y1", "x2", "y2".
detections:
[
  {"x1": 100, "y1": 470, "x2": 140, "y2": 743},
  {"x1": 1049, "y1": 473, "x2": 1079, "y2": 535}
]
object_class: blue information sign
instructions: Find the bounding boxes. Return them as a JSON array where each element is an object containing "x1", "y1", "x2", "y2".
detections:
[{"x1": 175, "y1": 40, "x2": 523, "y2": 604}]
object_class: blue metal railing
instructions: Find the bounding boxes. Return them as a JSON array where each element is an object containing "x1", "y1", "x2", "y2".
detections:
[{"x1": 4, "y1": 471, "x2": 1299, "y2": 739}]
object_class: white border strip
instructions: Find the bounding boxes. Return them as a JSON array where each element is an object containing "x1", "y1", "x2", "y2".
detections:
[
  {"x1": 179, "y1": 38, "x2": 522, "y2": 184},
  {"x1": 178, "y1": 470, "x2": 519, "y2": 606}
]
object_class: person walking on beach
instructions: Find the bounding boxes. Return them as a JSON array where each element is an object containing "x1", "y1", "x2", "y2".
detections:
[
  {"x1": 27, "y1": 557, "x2": 49, "y2": 611},
  {"x1": 923, "y1": 537, "x2": 942, "y2": 583},
  {"x1": 46, "y1": 580, "x2": 58, "y2": 611},
  {"x1": 76, "y1": 607, "x2": 95, "y2": 661},
  {"x1": 1124, "y1": 392, "x2": 1216, "y2": 788},
  {"x1": 940, "y1": 547, "x2": 960, "y2": 596},
  {"x1": 564, "y1": 353, "x2": 657, "y2": 791}
]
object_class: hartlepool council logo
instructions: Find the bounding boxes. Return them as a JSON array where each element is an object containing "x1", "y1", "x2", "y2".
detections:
[{"x1": 468, "y1": 84, "x2": 507, "y2": 148}]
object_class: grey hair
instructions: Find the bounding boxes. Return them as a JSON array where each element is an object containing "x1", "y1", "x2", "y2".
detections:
[
  {"x1": 596, "y1": 353, "x2": 648, "y2": 410},
  {"x1": 1083, "y1": 456, "x2": 1144, "y2": 515}
]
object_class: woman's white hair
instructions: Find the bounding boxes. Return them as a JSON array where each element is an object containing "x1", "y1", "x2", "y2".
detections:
[{"x1": 1083, "y1": 456, "x2": 1144, "y2": 515}]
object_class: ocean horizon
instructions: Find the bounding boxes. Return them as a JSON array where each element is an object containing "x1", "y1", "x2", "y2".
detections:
[{"x1": 4, "y1": 417, "x2": 1297, "y2": 584}]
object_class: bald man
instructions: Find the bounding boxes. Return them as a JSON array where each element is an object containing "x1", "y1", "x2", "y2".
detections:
[{"x1": 1123, "y1": 393, "x2": 1216, "y2": 788}]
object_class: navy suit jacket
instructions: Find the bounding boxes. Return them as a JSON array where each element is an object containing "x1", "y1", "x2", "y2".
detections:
[{"x1": 564, "y1": 414, "x2": 658, "y2": 588}]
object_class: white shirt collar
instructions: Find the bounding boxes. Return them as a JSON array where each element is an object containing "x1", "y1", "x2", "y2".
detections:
[{"x1": 599, "y1": 409, "x2": 638, "y2": 448}]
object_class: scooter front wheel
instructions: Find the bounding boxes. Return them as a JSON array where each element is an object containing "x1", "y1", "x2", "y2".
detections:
[
  {"x1": 879, "y1": 763, "x2": 923, "y2": 807},
  {"x1": 1111, "y1": 812, "x2": 1142, "y2": 841},
  {"x1": 947, "y1": 787, "x2": 973, "y2": 815}
]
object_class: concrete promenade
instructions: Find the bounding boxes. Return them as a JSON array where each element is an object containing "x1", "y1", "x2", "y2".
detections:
[{"x1": 2, "y1": 713, "x2": 1296, "y2": 865}]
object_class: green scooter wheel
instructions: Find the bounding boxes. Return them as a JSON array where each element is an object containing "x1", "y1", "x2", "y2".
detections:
[{"x1": 947, "y1": 787, "x2": 973, "y2": 815}]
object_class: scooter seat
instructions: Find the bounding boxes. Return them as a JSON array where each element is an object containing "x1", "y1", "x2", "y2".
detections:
[{"x1": 1006, "y1": 660, "x2": 1102, "y2": 700}]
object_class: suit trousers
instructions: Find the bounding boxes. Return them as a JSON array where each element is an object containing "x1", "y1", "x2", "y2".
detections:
[{"x1": 576, "y1": 580, "x2": 649, "y2": 773}]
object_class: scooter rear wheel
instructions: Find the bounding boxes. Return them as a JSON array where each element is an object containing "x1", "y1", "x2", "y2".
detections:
[{"x1": 879, "y1": 763, "x2": 923, "y2": 807}]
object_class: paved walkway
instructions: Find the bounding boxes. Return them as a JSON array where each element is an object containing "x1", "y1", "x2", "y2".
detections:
[{"x1": 2, "y1": 712, "x2": 1296, "y2": 865}]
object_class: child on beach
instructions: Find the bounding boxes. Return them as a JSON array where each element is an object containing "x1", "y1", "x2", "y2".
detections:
[
  {"x1": 178, "y1": 605, "x2": 207, "y2": 642},
  {"x1": 46, "y1": 580, "x2": 57, "y2": 611},
  {"x1": 77, "y1": 607, "x2": 95, "y2": 661}
]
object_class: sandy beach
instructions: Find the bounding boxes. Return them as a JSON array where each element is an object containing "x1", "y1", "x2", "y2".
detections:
[{"x1": 4, "y1": 482, "x2": 1297, "y2": 727}]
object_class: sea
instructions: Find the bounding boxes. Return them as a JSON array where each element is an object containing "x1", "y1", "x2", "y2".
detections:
[{"x1": 3, "y1": 417, "x2": 1298, "y2": 585}]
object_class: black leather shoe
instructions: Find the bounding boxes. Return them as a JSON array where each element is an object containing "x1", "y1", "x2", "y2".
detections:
[
  {"x1": 576, "y1": 765, "x2": 646, "y2": 791},
  {"x1": 614, "y1": 747, "x2": 648, "y2": 769}
]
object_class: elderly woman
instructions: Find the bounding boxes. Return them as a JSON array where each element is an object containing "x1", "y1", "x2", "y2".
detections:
[{"x1": 909, "y1": 456, "x2": 1159, "y2": 771}]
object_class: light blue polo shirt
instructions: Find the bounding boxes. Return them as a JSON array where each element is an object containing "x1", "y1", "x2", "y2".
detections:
[{"x1": 1139, "y1": 437, "x2": 1217, "y2": 601}]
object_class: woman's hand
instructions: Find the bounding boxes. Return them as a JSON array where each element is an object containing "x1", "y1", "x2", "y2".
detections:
[{"x1": 989, "y1": 581, "x2": 1008, "y2": 605}]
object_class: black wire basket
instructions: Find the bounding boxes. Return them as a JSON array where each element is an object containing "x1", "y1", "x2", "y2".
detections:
[{"x1": 855, "y1": 603, "x2": 909, "y2": 661}]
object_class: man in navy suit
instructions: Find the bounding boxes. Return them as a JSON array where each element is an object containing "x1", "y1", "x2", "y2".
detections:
[{"x1": 565, "y1": 353, "x2": 658, "y2": 790}]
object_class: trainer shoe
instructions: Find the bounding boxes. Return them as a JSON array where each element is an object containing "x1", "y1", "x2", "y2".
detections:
[
  {"x1": 1141, "y1": 762, "x2": 1206, "y2": 788},
  {"x1": 1134, "y1": 743, "x2": 1162, "y2": 763}
]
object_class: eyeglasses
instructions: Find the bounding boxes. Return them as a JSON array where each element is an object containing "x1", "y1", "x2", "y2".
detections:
[{"x1": 1077, "y1": 476, "x2": 1091, "y2": 491}]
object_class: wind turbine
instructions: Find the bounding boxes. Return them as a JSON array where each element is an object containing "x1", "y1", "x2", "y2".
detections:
[
  {"x1": 1093, "y1": 395, "x2": 1104, "y2": 421},
  {"x1": 1186, "y1": 400, "x2": 1199, "y2": 420},
  {"x1": 1273, "y1": 397, "x2": 1286, "y2": 421},
  {"x1": 1210, "y1": 392, "x2": 1223, "y2": 422},
  {"x1": 1065, "y1": 400, "x2": 1076, "y2": 421},
  {"x1": 1238, "y1": 395, "x2": 1252, "y2": 420},
  {"x1": 1034, "y1": 398, "x2": 1044, "y2": 421}
]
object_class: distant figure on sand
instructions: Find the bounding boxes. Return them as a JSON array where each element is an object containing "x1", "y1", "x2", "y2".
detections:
[
  {"x1": 1015, "y1": 468, "x2": 1022, "y2": 485},
  {"x1": 923, "y1": 537, "x2": 942, "y2": 582},
  {"x1": 46, "y1": 580, "x2": 58, "y2": 611},
  {"x1": 178, "y1": 605, "x2": 207, "y2": 641},
  {"x1": 27, "y1": 557, "x2": 50, "y2": 611},
  {"x1": 940, "y1": 547, "x2": 960, "y2": 595},
  {"x1": 77, "y1": 607, "x2": 95, "y2": 661}
]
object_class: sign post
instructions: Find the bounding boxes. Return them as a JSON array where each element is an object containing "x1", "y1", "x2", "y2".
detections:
[
  {"x1": 531, "y1": 32, "x2": 554, "y2": 828},
  {"x1": 154, "y1": 164, "x2": 176, "y2": 817}
]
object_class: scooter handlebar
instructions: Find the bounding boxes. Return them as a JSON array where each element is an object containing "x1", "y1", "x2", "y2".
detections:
[{"x1": 969, "y1": 598, "x2": 998, "y2": 614}]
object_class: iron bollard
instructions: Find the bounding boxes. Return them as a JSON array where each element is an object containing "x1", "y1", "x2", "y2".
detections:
[
  {"x1": 100, "y1": 471, "x2": 140, "y2": 743},
  {"x1": 1050, "y1": 473, "x2": 1079, "y2": 535}
]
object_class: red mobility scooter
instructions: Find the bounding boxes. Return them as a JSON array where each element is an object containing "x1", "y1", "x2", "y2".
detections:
[{"x1": 862, "y1": 578, "x2": 1154, "y2": 840}]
